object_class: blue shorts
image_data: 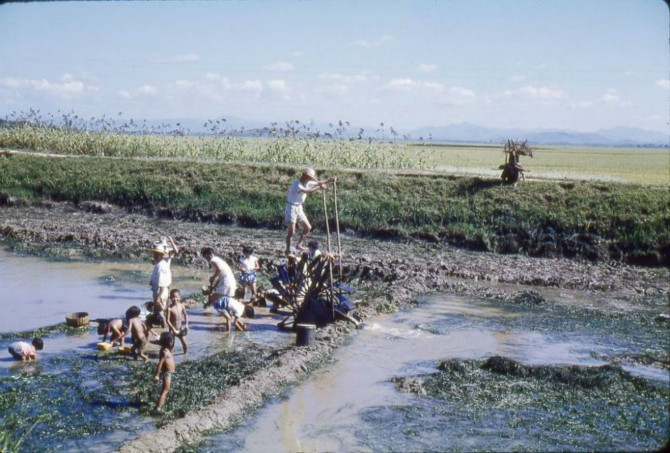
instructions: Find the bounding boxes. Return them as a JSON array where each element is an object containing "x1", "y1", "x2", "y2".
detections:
[
  {"x1": 239, "y1": 272, "x2": 257, "y2": 285},
  {"x1": 213, "y1": 296, "x2": 234, "y2": 313}
]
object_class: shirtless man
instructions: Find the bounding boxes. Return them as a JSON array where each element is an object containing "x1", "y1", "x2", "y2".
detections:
[
  {"x1": 166, "y1": 289, "x2": 189, "y2": 354},
  {"x1": 126, "y1": 305, "x2": 149, "y2": 361}
]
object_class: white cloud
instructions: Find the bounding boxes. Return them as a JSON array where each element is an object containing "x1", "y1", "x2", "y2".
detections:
[
  {"x1": 292, "y1": 51, "x2": 304, "y2": 58},
  {"x1": 232, "y1": 80, "x2": 263, "y2": 94},
  {"x1": 0, "y1": 74, "x2": 96, "y2": 100},
  {"x1": 518, "y1": 86, "x2": 563, "y2": 100},
  {"x1": 266, "y1": 79, "x2": 291, "y2": 100},
  {"x1": 601, "y1": 89, "x2": 620, "y2": 103},
  {"x1": 417, "y1": 64, "x2": 437, "y2": 73},
  {"x1": 383, "y1": 78, "x2": 444, "y2": 93},
  {"x1": 655, "y1": 79, "x2": 670, "y2": 90},
  {"x1": 315, "y1": 83, "x2": 349, "y2": 96},
  {"x1": 263, "y1": 62, "x2": 294, "y2": 72},
  {"x1": 382, "y1": 78, "x2": 476, "y2": 106},
  {"x1": 353, "y1": 34, "x2": 392, "y2": 48},
  {"x1": 117, "y1": 84, "x2": 158, "y2": 100},
  {"x1": 318, "y1": 72, "x2": 373, "y2": 84}
]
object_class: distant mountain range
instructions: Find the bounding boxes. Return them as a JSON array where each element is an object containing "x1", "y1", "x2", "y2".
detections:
[
  {"x1": 408, "y1": 123, "x2": 669, "y2": 147},
  {"x1": 173, "y1": 118, "x2": 669, "y2": 147}
]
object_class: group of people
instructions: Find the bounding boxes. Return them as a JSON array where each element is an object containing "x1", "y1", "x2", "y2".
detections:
[{"x1": 6, "y1": 167, "x2": 336, "y2": 412}]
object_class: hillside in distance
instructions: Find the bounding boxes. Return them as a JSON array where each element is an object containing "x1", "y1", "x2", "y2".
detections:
[{"x1": 409, "y1": 123, "x2": 669, "y2": 147}]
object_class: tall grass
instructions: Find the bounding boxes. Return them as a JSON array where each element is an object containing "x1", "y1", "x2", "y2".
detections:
[{"x1": 0, "y1": 110, "x2": 425, "y2": 170}]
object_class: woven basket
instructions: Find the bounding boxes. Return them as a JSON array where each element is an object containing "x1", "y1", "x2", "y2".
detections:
[{"x1": 66, "y1": 312, "x2": 90, "y2": 327}]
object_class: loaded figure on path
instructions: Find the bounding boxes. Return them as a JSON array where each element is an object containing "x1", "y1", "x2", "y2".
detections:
[{"x1": 284, "y1": 168, "x2": 337, "y2": 255}]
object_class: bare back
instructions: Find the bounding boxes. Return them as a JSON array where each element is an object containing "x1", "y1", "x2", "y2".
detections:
[{"x1": 128, "y1": 317, "x2": 146, "y2": 341}]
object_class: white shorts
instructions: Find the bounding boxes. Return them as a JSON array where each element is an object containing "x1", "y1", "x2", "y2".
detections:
[
  {"x1": 153, "y1": 287, "x2": 169, "y2": 311},
  {"x1": 284, "y1": 203, "x2": 309, "y2": 226}
]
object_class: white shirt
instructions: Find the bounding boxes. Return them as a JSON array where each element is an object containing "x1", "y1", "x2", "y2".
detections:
[
  {"x1": 211, "y1": 256, "x2": 237, "y2": 296},
  {"x1": 286, "y1": 179, "x2": 317, "y2": 205},
  {"x1": 240, "y1": 255, "x2": 259, "y2": 273},
  {"x1": 150, "y1": 257, "x2": 172, "y2": 292}
]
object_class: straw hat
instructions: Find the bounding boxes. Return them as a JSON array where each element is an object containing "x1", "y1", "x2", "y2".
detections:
[
  {"x1": 149, "y1": 237, "x2": 171, "y2": 255},
  {"x1": 302, "y1": 168, "x2": 317, "y2": 181}
]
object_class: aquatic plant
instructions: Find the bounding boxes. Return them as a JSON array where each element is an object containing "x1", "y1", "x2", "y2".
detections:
[{"x1": 392, "y1": 356, "x2": 669, "y2": 450}]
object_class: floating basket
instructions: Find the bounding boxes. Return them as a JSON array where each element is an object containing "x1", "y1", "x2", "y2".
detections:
[
  {"x1": 66, "y1": 312, "x2": 90, "y2": 328},
  {"x1": 118, "y1": 345, "x2": 132, "y2": 355}
]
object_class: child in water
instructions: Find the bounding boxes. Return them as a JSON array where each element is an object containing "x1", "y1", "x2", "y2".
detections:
[
  {"x1": 8, "y1": 337, "x2": 43, "y2": 361},
  {"x1": 238, "y1": 245, "x2": 260, "y2": 301},
  {"x1": 166, "y1": 289, "x2": 189, "y2": 354},
  {"x1": 154, "y1": 331, "x2": 176, "y2": 411},
  {"x1": 101, "y1": 318, "x2": 127, "y2": 347},
  {"x1": 126, "y1": 305, "x2": 149, "y2": 361}
]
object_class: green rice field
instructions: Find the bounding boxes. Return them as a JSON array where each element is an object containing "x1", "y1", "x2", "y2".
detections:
[{"x1": 414, "y1": 143, "x2": 669, "y2": 186}]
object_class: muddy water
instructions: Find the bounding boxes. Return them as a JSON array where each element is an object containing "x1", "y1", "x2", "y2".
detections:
[
  {"x1": 0, "y1": 250, "x2": 295, "y2": 451},
  {"x1": 0, "y1": 248, "x2": 207, "y2": 333},
  {"x1": 199, "y1": 294, "x2": 668, "y2": 452}
]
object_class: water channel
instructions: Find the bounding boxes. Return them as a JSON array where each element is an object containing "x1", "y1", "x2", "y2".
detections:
[{"x1": 198, "y1": 294, "x2": 669, "y2": 452}]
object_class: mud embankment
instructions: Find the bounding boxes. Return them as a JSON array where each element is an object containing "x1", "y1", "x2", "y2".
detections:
[{"x1": 1, "y1": 202, "x2": 668, "y2": 451}]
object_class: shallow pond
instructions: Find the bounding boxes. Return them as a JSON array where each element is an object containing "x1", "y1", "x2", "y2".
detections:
[
  {"x1": 0, "y1": 248, "x2": 206, "y2": 333},
  {"x1": 197, "y1": 294, "x2": 669, "y2": 452},
  {"x1": 0, "y1": 249, "x2": 294, "y2": 451}
]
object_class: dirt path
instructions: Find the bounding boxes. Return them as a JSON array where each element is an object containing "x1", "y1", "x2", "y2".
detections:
[{"x1": 1, "y1": 202, "x2": 668, "y2": 451}]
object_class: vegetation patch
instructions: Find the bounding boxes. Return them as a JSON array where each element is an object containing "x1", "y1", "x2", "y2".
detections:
[
  {"x1": 392, "y1": 356, "x2": 669, "y2": 450},
  {"x1": 0, "y1": 346, "x2": 268, "y2": 451}
]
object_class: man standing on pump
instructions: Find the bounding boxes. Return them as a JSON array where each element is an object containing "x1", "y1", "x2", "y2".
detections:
[{"x1": 284, "y1": 168, "x2": 336, "y2": 255}]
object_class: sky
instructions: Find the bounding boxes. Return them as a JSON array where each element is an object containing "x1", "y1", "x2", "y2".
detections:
[{"x1": 1, "y1": 0, "x2": 668, "y2": 134}]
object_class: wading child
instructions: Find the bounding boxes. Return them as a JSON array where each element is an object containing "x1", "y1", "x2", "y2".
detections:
[
  {"x1": 238, "y1": 245, "x2": 260, "y2": 301},
  {"x1": 8, "y1": 338, "x2": 43, "y2": 361},
  {"x1": 149, "y1": 236, "x2": 179, "y2": 326},
  {"x1": 101, "y1": 318, "x2": 127, "y2": 347},
  {"x1": 126, "y1": 305, "x2": 149, "y2": 361},
  {"x1": 213, "y1": 296, "x2": 248, "y2": 332},
  {"x1": 154, "y1": 331, "x2": 176, "y2": 411},
  {"x1": 166, "y1": 289, "x2": 189, "y2": 354}
]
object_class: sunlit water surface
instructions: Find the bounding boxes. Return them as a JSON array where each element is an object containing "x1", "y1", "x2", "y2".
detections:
[{"x1": 198, "y1": 294, "x2": 668, "y2": 452}]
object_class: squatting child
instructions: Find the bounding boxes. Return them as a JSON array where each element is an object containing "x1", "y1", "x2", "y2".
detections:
[
  {"x1": 126, "y1": 305, "x2": 149, "y2": 361},
  {"x1": 101, "y1": 318, "x2": 127, "y2": 347},
  {"x1": 8, "y1": 337, "x2": 43, "y2": 361}
]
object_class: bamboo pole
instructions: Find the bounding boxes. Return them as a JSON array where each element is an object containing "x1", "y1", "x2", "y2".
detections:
[
  {"x1": 322, "y1": 188, "x2": 331, "y2": 253},
  {"x1": 333, "y1": 180, "x2": 343, "y2": 282},
  {"x1": 322, "y1": 187, "x2": 335, "y2": 320}
]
